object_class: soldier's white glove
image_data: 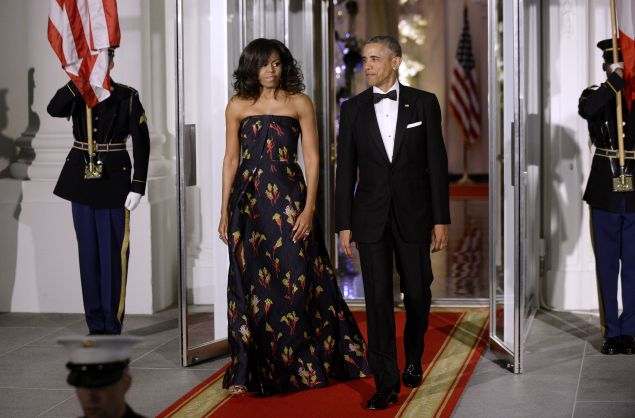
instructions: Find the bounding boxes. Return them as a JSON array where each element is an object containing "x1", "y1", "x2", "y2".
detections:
[
  {"x1": 610, "y1": 62, "x2": 624, "y2": 73},
  {"x1": 125, "y1": 192, "x2": 142, "y2": 211}
]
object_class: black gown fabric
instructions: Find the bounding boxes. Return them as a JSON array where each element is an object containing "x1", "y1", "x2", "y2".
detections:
[{"x1": 223, "y1": 114, "x2": 370, "y2": 394}]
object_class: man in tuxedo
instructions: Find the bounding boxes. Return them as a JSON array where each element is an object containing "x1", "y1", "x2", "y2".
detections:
[{"x1": 335, "y1": 35, "x2": 450, "y2": 410}]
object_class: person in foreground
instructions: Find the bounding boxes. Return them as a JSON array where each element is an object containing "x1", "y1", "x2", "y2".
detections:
[
  {"x1": 47, "y1": 47, "x2": 150, "y2": 336},
  {"x1": 335, "y1": 35, "x2": 450, "y2": 410},
  {"x1": 219, "y1": 38, "x2": 371, "y2": 395},
  {"x1": 578, "y1": 39, "x2": 635, "y2": 356},
  {"x1": 58, "y1": 335, "x2": 144, "y2": 418}
]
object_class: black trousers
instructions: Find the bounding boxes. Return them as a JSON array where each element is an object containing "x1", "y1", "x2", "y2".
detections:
[{"x1": 357, "y1": 209, "x2": 433, "y2": 394}]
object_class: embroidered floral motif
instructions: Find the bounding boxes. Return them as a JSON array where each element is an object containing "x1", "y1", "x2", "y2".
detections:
[{"x1": 223, "y1": 116, "x2": 370, "y2": 394}]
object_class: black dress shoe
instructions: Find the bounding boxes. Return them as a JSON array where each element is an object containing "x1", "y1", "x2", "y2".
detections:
[
  {"x1": 620, "y1": 335, "x2": 635, "y2": 354},
  {"x1": 402, "y1": 363, "x2": 423, "y2": 388},
  {"x1": 601, "y1": 336, "x2": 621, "y2": 355},
  {"x1": 366, "y1": 389, "x2": 398, "y2": 410}
]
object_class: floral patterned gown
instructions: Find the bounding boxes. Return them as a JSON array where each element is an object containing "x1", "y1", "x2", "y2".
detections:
[{"x1": 223, "y1": 114, "x2": 370, "y2": 394}]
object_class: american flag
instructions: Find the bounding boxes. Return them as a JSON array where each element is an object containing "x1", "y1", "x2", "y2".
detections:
[
  {"x1": 449, "y1": 6, "x2": 480, "y2": 147},
  {"x1": 48, "y1": 0, "x2": 120, "y2": 108},
  {"x1": 618, "y1": 0, "x2": 635, "y2": 110}
]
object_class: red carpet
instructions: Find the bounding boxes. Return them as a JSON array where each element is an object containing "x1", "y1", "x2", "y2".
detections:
[
  {"x1": 158, "y1": 309, "x2": 488, "y2": 418},
  {"x1": 449, "y1": 183, "x2": 488, "y2": 200}
]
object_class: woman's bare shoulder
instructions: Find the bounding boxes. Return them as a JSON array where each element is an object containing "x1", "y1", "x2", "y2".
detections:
[
  {"x1": 226, "y1": 95, "x2": 252, "y2": 118},
  {"x1": 289, "y1": 92, "x2": 314, "y2": 115},
  {"x1": 288, "y1": 92, "x2": 311, "y2": 104}
]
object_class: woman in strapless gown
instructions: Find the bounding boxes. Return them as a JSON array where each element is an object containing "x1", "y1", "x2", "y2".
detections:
[{"x1": 218, "y1": 38, "x2": 370, "y2": 395}]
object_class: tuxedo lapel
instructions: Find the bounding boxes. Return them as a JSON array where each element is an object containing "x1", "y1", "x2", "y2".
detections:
[
  {"x1": 392, "y1": 84, "x2": 413, "y2": 163},
  {"x1": 360, "y1": 89, "x2": 391, "y2": 164}
]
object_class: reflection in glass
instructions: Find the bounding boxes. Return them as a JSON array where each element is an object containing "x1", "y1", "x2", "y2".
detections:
[
  {"x1": 493, "y1": 0, "x2": 505, "y2": 345},
  {"x1": 182, "y1": 0, "x2": 217, "y2": 352},
  {"x1": 490, "y1": 0, "x2": 518, "y2": 352},
  {"x1": 521, "y1": 0, "x2": 541, "y2": 340}
]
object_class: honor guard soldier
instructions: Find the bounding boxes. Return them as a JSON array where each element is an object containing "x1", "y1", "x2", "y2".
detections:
[
  {"x1": 47, "y1": 47, "x2": 150, "y2": 335},
  {"x1": 58, "y1": 335, "x2": 145, "y2": 418},
  {"x1": 579, "y1": 38, "x2": 635, "y2": 355}
]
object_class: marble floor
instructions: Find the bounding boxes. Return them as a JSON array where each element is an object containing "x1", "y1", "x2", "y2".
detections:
[{"x1": 2, "y1": 308, "x2": 634, "y2": 417}]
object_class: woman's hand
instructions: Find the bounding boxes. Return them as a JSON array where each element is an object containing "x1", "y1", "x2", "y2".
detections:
[
  {"x1": 292, "y1": 208, "x2": 314, "y2": 243},
  {"x1": 218, "y1": 212, "x2": 229, "y2": 245}
]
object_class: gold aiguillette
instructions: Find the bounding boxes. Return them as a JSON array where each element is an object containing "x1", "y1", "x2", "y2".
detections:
[{"x1": 83, "y1": 105, "x2": 103, "y2": 180}]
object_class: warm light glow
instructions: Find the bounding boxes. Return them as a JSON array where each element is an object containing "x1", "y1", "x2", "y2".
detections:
[
  {"x1": 398, "y1": 5, "x2": 427, "y2": 85},
  {"x1": 400, "y1": 53, "x2": 425, "y2": 86},
  {"x1": 398, "y1": 14, "x2": 427, "y2": 46}
]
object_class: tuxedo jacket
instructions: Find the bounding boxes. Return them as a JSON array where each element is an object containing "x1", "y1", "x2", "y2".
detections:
[
  {"x1": 47, "y1": 81, "x2": 150, "y2": 209},
  {"x1": 335, "y1": 84, "x2": 450, "y2": 243}
]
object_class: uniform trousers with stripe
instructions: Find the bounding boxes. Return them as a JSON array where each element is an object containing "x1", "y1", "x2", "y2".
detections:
[
  {"x1": 356, "y1": 205, "x2": 433, "y2": 395},
  {"x1": 71, "y1": 202, "x2": 130, "y2": 335},
  {"x1": 591, "y1": 198, "x2": 635, "y2": 338}
]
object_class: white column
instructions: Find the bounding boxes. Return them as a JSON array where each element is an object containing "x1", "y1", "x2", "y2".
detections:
[
  {"x1": 543, "y1": 0, "x2": 611, "y2": 311},
  {"x1": 209, "y1": 0, "x2": 230, "y2": 340},
  {"x1": 0, "y1": 0, "x2": 177, "y2": 314},
  {"x1": 118, "y1": 0, "x2": 177, "y2": 313},
  {"x1": 9, "y1": 0, "x2": 72, "y2": 181},
  {"x1": 3, "y1": 0, "x2": 87, "y2": 312},
  {"x1": 181, "y1": 0, "x2": 229, "y2": 339}
]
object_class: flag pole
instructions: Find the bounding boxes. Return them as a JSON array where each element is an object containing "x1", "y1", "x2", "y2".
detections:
[
  {"x1": 457, "y1": 142, "x2": 472, "y2": 184},
  {"x1": 610, "y1": 0, "x2": 632, "y2": 191},
  {"x1": 457, "y1": 1, "x2": 473, "y2": 185},
  {"x1": 86, "y1": 105, "x2": 94, "y2": 172},
  {"x1": 84, "y1": 104, "x2": 102, "y2": 179}
]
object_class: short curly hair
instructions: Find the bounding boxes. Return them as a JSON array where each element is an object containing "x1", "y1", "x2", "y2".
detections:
[
  {"x1": 232, "y1": 38, "x2": 305, "y2": 100},
  {"x1": 366, "y1": 35, "x2": 402, "y2": 57}
]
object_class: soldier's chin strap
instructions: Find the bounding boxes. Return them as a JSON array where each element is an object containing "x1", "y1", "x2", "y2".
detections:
[{"x1": 610, "y1": 0, "x2": 633, "y2": 192}]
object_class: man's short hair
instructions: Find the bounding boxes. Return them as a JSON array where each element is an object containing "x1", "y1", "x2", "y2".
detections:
[{"x1": 366, "y1": 35, "x2": 402, "y2": 58}]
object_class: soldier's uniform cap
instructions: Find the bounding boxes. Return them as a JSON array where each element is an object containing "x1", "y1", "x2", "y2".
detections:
[
  {"x1": 57, "y1": 335, "x2": 142, "y2": 388},
  {"x1": 597, "y1": 38, "x2": 623, "y2": 62}
]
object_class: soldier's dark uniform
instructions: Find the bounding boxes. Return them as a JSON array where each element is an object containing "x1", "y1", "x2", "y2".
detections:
[
  {"x1": 47, "y1": 79, "x2": 150, "y2": 335},
  {"x1": 579, "y1": 39, "x2": 635, "y2": 354}
]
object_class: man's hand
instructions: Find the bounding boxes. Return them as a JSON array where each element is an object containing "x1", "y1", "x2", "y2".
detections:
[
  {"x1": 124, "y1": 192, "x2": 142, "y2": 211},
  {"x1": 339, "y1": 229, "x2": 354, "y2": 258},
  {"x1": 431, "y1": 224, "x2": 448, "y2": 253}
]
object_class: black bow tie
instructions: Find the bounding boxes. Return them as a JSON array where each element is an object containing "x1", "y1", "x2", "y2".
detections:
[{"x1": 373, "y1": 90, "x2": 397, "y2": 104}]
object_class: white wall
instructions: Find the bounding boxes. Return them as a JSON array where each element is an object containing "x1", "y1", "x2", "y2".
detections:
[
  {"x1": 543, "y1": 0, "x2": 616, "y2": 311},
  {"x1": 0, "y1": 0, "x2": 177, "y2": 314}
]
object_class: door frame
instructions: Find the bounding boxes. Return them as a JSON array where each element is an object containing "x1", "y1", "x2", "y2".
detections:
[{"x1": 487, "y1": 0, "x2": 541, "y2": 374}]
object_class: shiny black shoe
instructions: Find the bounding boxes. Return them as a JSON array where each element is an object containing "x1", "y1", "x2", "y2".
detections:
[
  {"x1": 601, "y1": 336, "x2": 621, "y2": 355},
  {"x1": 402, "y1": 364, "x2": 423, "y2": 388},
  {"x1": 366, "y1": 389, "x2": 398, "y2": 410},
  {"x1": 620, "y1": 335, "x2": 635, "y2": 354}
]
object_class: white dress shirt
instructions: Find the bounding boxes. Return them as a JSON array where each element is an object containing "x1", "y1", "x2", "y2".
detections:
[{"x1": 373, "y1": 81, "x2": 399, "y2": 162}]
